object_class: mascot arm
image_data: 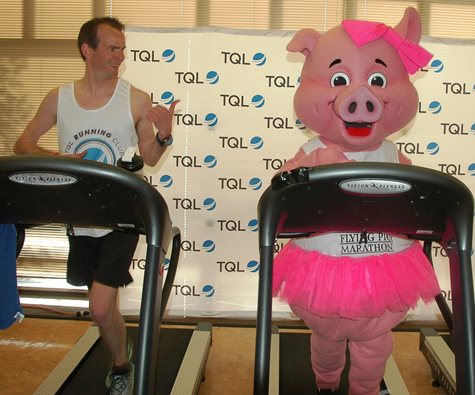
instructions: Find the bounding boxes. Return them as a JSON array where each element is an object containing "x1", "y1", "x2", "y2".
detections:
[{"x1": 398, "y1": 150, "x2": 412, "y2": 165}]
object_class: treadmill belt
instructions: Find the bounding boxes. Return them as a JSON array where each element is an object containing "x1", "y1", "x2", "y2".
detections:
[
  {"x1": 279, "y1": 332, "x2": 317, "y2": 394},
  {"x1": 59, "y1": 326, "x2": 193, "y2": 394},
  {"x1": 280, "y1": 332, "x2": 389, "y2": 395}
]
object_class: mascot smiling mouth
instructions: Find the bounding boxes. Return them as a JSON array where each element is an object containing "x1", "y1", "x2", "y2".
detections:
[{"x1": 345, "y1": 122, "x2": 372, "y2": 137}]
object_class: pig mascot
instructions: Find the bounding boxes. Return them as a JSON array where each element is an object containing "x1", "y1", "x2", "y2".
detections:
[{"x1": 272, "y1": 7, "x2": 441, "y2": 395}]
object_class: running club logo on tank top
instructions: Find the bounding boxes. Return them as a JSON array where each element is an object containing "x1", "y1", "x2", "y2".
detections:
[{"x1": 64, "y1": 129, "x2": 127, "y2": 165}]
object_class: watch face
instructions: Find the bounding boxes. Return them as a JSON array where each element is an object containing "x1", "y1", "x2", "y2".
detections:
[
  {"x1": 164, "y1": 135, "x2": 173, "y2": 146},
  {"x1": 157, "y1": 134, "x2": 173, "y2": 146}
]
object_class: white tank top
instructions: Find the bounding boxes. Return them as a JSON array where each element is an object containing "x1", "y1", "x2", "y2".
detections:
[
  {"x1": 57, "y1": 78, "x2": 137, "y2": 237},
  {"x1": 58, "y1": 78, "x2": 137, "y2": 162},
  {"x1": 294, "y1": 137, "x2": 413, "y2": 256}
]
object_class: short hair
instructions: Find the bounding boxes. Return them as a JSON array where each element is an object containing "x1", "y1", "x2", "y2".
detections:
[{"x1": 77, "y1": 17, "x2": 124, "y2": 60}]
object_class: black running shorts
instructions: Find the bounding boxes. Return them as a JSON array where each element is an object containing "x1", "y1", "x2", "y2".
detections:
[{"x1": 67, "y1": 230, "x2": 139, "y2": 288}]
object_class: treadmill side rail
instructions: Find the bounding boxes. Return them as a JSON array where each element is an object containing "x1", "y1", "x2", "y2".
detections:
[
  {"x1": 33, "y1": 326, "x2": 100, "y2": 395},
  {"x1": 420, "y1": 328, "x2": 456, "y2": 394},
  {"x1": 171, "y1": 322, "x2": 213, "y2": 395},
  {"x1": 383, "y1": 355, "x2": 410, "y2": 395}
]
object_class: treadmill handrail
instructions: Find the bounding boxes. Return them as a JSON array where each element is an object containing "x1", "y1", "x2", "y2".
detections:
[
  {"x1": 0, "y1": 155, "x2": 172, "y2": 248},
  {"x1": 0, "y1": 155, "x2": 177, "y2": 395},
  {"x1": 254, "y1": 162, "x2": 475, "y2": 395}
]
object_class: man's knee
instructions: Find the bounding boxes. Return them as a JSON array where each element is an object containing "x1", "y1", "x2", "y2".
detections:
[
  {"x1": 89, "y1": 298, "x2": 113, "y2": 325},
  {"x1": 88, "y1": 285, "x2": 119, "y2": 327}
]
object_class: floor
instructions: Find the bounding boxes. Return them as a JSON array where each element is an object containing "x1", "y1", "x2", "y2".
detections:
[{"x1": 0, "y1": 318, "x2": 445, "y2": 395}]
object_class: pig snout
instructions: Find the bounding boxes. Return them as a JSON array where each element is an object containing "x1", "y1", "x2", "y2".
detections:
[{"x1": 336, "y1": 86, "x2": 383, "y2": 123}]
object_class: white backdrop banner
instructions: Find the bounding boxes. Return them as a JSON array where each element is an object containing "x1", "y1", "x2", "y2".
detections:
[{"x1": 118, "y1": 26, "x2": 475, "y2": 322}]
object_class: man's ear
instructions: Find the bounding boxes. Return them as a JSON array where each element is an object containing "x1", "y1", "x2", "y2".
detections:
[{"x1": 81, "y1": 42, "x2": 93, "y2": 59}]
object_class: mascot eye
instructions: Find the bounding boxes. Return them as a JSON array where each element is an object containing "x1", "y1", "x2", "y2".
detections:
[
  {"x1": 330, "y1": 72, "x2": 350, "y2": 87},
  {"x1": 368, "y1": 73, "x2": 387, "y2": 88}
]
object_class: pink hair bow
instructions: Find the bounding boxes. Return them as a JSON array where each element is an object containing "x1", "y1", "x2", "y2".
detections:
[{"x1": 342, "y1": 20, "x2": 432, "y2": 75}]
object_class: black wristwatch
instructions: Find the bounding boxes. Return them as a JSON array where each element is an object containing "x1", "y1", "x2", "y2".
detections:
[{"x1": 156, "y1": 133, "x2": 173, "y2": 147}]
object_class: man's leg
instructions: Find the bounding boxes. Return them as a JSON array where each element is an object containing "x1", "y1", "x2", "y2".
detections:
[{"x1": 88, "y1": 281, "x2": 128, "y2": 368}]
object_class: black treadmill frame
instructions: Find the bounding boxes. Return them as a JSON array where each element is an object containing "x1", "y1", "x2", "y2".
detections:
[
  {"x1": 0, "y1": 155, "x2": 179, "y2": 395},
  {"x1": 253, "y1": 162, "x2": 475, "y2": 395}
]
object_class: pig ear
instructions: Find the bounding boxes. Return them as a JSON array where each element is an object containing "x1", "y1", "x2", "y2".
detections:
[
  {"x1": 287, "y1": 28, "x2": 321, "y2": 57},
  {"x1": 394, "y1": 7, "x2": 422, "y2": 44}
]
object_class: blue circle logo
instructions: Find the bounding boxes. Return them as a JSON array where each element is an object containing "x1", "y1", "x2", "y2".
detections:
[
  {"x1": 471, "y1": 123, "x2": 475, "y2": 134},
  {"x1": 247, "y1": 260, "x2": 260, "y2": 273},
  {"x1": 249, "y1": 177, "x2": 262, "y2": 190},
  {"x1": 77, "y1": 139, "x2": 116, "y2": 165},
  {"x1": 203, "y1": 197, "x2": 216, "y2": 211},
  {"x1": 426, "y1": 142, "x2": 440, "y2": 155},
  {"x1": 204, "y1": 113, "x2": 218, "y2": 127},
  {"x1": 252, "y1": 52, "x2": 266, "y2": 66},
  {"x1": 203, "y1": 155, "x2": 217, "y2": 168},
  {"x1": 247, "y1": 219, "x2": 258, "y2": 232},
  {"x1": 429, "y1": 59, "x2": 444, "y2": 73},
  {"x1": 162, "y1": 49, "x2": 176, "y2": 62},
  {"x1": 468, "y1": 163, "x2": 475, "y2": 176},
  {"x1": 250, "y1": 136, "x2": 263, "y2": 150},
  {"x1": 428, "y1": 101, "x2": 442, "y2": 114},
  {"x1": 202, "y1": 284, "x2": 215, "y2": 297},
  {"x1": 160, "y1": 91, "x2": 175, "y2": 105},
  {"x1": 295, "y1": 119, "x2": 306, "y2": 130},
  {"x1": 202, "y1": 240, "x2": 216, "y2": 252},
  {"x1": 251, "y1": 95, "x2": 265, "y2": 108},
  {"x1": 159, "y1": 174, "x2": 173, "y2": 188},
  {"x1": 205, "y1": 71, "x2": 219, "y2": 84}
]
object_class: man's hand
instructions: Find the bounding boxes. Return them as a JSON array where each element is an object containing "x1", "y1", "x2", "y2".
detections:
[
  {"x1": 147, "y1": 100, "x2": 179, "y2": 140},
  {"x1": 63, "y1": 151, "x2": 87, "y2": 159}
]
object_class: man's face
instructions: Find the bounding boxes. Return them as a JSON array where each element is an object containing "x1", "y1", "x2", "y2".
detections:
[{"x1": 89, "y1": 24, "x2": 126, "y2": 78}]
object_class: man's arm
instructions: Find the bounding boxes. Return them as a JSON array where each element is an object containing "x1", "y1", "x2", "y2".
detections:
[
  {"x1": 14, "y1": 88, "x2": 60, "y2": 155},
  {"x1": 132, "y1": 87, "x2": 178, "y2": 167}
]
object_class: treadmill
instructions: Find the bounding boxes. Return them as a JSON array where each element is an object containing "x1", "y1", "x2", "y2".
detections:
[
  {"x1": 0, "y1": 155, "x2": 212, "y2": 395},
  {"x1": 253, "y1": 162, "x2": 475, "y2": 395}
]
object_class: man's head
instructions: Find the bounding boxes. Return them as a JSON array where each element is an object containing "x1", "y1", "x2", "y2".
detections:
[{"x1": 77, "y1": 17, "x2": 124, "y2": 61}]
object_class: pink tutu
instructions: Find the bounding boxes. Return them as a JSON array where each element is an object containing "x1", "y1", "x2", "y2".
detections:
[{"x1": 273, "y1": 241, "x2": 441, "y2": 319}]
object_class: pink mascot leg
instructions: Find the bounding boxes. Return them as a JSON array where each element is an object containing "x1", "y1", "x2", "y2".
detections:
[
  {"x1": 292, "y1": 304, "x2": 406, "y2": 394},
  {"x1": 347, "y1": 332, "x2": 393, "y2": 395},
  {"x1": 310, "y1": 330, "x2": 347, "y2": 390}
]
